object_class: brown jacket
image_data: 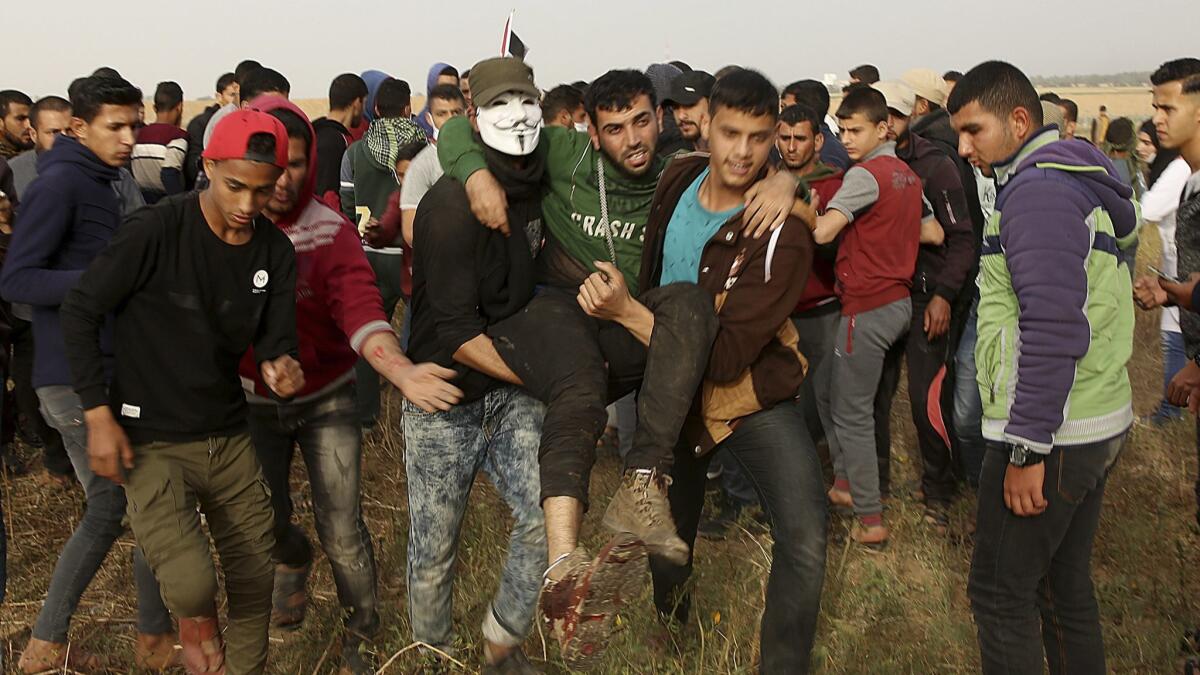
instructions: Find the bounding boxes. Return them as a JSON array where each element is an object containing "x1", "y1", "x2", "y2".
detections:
[{"x1": 639, "y1": 154, "x2": 816, "y2": 455}]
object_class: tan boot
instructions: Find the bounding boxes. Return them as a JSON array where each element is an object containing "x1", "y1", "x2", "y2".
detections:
[
  {"x1": 134, "y1": 632, "x2": 181, "y2": 671},
  {"x1": 601, "y1": 468, "x2": 689, "y2": 565},
  {"x1": 18, "y1": 637, "x2": 106, "y2": 674},
  {"x1": 178, "y1": 614, "x2": 225, "y2": 675}
]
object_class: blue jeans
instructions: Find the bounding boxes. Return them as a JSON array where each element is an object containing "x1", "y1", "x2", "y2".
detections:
[
  {"x1": 33, "y1": 385, "x2": 171, "y2": 642},
  {"x1": 651, "y1": 401, "x2": 828, "y2": 674},
  {"x1": 1155, "y1": 330, "x2": 1186, "y2": 419},
  {"x1": 248, "y1": 381, "x2": 379, "y2": 638},
  {"x1": 969, "y1": 434, "x2": 1124, "y2": 674},
  {"x1": 402, "y1": 388, "x2": 546, "y2": 648},
  {"x1": 954, "y1": 300, "x2": 986, "y2": 486}
]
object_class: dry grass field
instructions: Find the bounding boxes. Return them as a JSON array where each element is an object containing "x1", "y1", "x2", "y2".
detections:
[{"x1": 3, "y1": 87, "x2": 1196, "y2": 674}]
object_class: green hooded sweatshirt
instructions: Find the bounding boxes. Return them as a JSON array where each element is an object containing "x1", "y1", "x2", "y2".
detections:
[{"x1": 438, "y1": 117, "x2": 664, "y2": 296}]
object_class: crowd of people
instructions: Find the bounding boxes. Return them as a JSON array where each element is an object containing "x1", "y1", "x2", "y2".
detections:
[{"x1": 0, "y1": 51, "x2": 1197, "y2": 675}]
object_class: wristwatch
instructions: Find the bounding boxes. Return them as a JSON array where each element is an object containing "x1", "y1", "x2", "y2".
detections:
[{"x1": 1007, "y1": 441, "x2": 1046, "y2": 468}]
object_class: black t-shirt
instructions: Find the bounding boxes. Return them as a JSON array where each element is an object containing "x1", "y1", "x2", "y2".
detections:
[
  {"x1": 312, "y1": 118, "x2": 351, "y2": 200},
  {"x1": 408, "y1": 176, "x2": 541, "y2": 403},
  {"x1": 61, "y1": 192, "x2": 297, "y2": 443}
]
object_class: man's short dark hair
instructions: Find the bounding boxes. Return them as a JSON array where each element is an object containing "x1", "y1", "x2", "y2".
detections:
[
  {"x1": 428, "y1": 83, "x2": 466, "y2": 106},
  {"x1": 395, "y1": 140, "x2": 427, "y2": 163},
  {"x1": 438, "y1": 65, "x2": 460, "y2": 81},
  {"x1": 461, "y1": 68, "x2": 471, "y2": 80},
  {"x1": 31, "y1": 95, "x2": 71, "y2": 128},
  {"x1": 70, "y1": 76, "x2": 143, "y2": 123},
  {"x1": 943, "y1": 70, "x2": 963, "y2": 83},
  {"x1": 946, "y1": 60, "x2": 1043, "y2": 127},
  {"x1": 783, "y1": 80, "x2": 831, "y2": 116},
  {"x1": 267, "y1": 107, "x2": 312, "y2": 155},
  {"x1": 244, "y1": 131, "x2": 277, "y2": 161},
  {"x1": 375, "y1": 78, "x2": 412, "y2": 118},
  {"x1": 91, "y1": 66, "x2": 122, "y2": 79},
  {"x1": 0, "y1": 90, "x2": 33, "y2": 118},
  {"x1": 836, "y1": 86, "x2": 888, "y2": 124},
  {"x1": 709, "y1": 68, "x2": 779, "y2": 121},
  {"x1": 235, "y1": 60, "x2": 263, "y2": 83},
  {"x1": 543, "y1": 85, "x2": 584, "y2": 121},
  {"x1": 850, "y1": 64, "x2": 880, "y2": 84},
  {"x1": 329, "y1": 73, "x2": 368, "y2": 111},
  {"x1": 1151, "y1": 58, "x2": 1200, "y2": 86},
  {"x1": 240, "y1": 68, "x2": 291, "y2": 104},
  {"x1": 216, "y1": 72, "x2": 237, "y2": 94},
  {"x1": 1059, "y1": 98, "x2": 1079, "y2": 123},
  {"x1": 584, "y1": 69, "x2": 656, "y2": 124},
  {"x1": 1183, "y1": 75, "x2": 1200, "y2": 96},
  {"x1": 153, "y1": 81, "x2": 183, "y2": 112},
  {"x1": 1039, "y1": 92, "x2": 1062, "y2": 104},
  {"x1": 780, "y1": 103, "x2": 821, "y2": 132}
]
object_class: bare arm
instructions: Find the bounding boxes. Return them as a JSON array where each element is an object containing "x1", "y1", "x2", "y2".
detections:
[
  {"x1": 362, "y1": 331, "x2": 463, "y2": 411},
  {"x1": 454, "y1": 334, "x2": 524, "y2": 385},
  {"x1": 401, "y1": 208, "x2": 417, "y2": 247},
  {"x1": 812, "y1": 210, "x2": 850, "y2": 245},
  {"x1": 920, "y1": 215, "x2": 945, "y2": 245},
  {"x1": 578, "y1": 261, "x2": 655, "y2": 347}
]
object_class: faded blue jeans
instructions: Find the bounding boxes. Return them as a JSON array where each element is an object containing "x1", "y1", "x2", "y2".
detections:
[
  {"x1": 248, "y1": 381, "x2": 379, "y2": 639},
  {"x1": 402, "y1": 387, "x2": 546, "y2": 649},
  {"x1": 33, "y1": 385, "x2": 171, "y2": 642}
]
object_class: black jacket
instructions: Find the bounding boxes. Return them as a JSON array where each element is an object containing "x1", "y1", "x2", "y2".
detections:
[
  {"x1": 911, "y1": 109, "x2": 985, "y2": 261},
  {"x1": 897, "y1": 133, "x2": 974, "y2": 302},
  {"x1": 183, "y1": 104, "x2": 220, "y2": 190}
]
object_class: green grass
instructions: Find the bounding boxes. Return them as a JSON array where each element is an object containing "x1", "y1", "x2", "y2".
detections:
[{"x1": 3, "y1": 223, "x2": 1198, "y2": 673}]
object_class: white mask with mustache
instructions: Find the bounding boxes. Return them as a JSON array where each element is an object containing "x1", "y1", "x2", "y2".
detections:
[{"x1": 476, "y1": 91, "x2": 542, "y2": 156}]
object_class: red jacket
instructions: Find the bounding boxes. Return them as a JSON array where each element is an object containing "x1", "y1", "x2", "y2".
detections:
[
  {"x1": 238, "y1": 97, "x2": 392, "y2": 400},
  {"x1": 835, "y1": 155, "x2": 922, "y2": 315},
  {"x1": 794, "y1": 165, "x2": 843, "y2": 313}
]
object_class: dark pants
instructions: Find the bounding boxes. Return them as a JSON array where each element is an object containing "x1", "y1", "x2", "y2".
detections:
[
  {"x1": 792, "y1": 302, "x2": 841, "y2": 447},
  {"x1": 651, "y1": 402, "x2": 828, "y2": 674},
  {"x1": 969, "y1": 434, "x2": 1124, "y2": 675},
  {"x1": 355, "y1": 251, "x2": 405, "y2": 425},
  {"x1": 489, "y1": 284, "x2": 717, "y2": 506},
  {"x1": 11, "y1": 319, "x2": 70, "y2": 474},
  {"x1": 248, "y1": 382, "x2": 379, "y2": 639},
  {"x1": 874, "y1": 290, "x2": 956, "y2": 503}
]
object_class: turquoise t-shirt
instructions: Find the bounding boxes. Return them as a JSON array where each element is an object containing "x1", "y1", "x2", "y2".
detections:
[{"x1": 660, "y1": 168, "x2": 741, "y2": 285}]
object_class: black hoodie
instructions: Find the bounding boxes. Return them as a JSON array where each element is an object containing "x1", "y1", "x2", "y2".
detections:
[{"x1": 911, "y1": 108, "x2": 986, "y2": 259}]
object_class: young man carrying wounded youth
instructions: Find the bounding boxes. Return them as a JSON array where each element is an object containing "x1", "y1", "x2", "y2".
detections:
[
  {"x1": 238, "y1": 97, "x2": 462, "y2": 675},
  {"x1": 949, "y1": 61, "x2": 1136, "y2": 674},
  {"x1": 437, "y1": 66, "x2": 802, "y2": 662},
  {"x1": 871, "y1": 81, "x2": 974, "y2": 531},
  {"x1": 404, "y1": 56, "x2": 549, "y2": 675},
  {"x1": 808, "y1": 86, "x2": 927, "y2": 549},
  {"x1": 624, "y1": 68, "x2": 827, "y2": 674},
  {"x1": 60, "y1": 110, "x2": 305, "y2": 675},
  {"x1": 0, "y1": 76, "x2": 179, "y2": 673}
]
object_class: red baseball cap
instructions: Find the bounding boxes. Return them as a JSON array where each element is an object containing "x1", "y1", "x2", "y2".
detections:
[{"x1": 202, "y1": 109, "x2": 289, "y2": 169}]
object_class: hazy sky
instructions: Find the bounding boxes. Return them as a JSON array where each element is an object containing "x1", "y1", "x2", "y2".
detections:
[{"x1": 8, "y1": 0, "x2": 1199, "y2": 100}]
